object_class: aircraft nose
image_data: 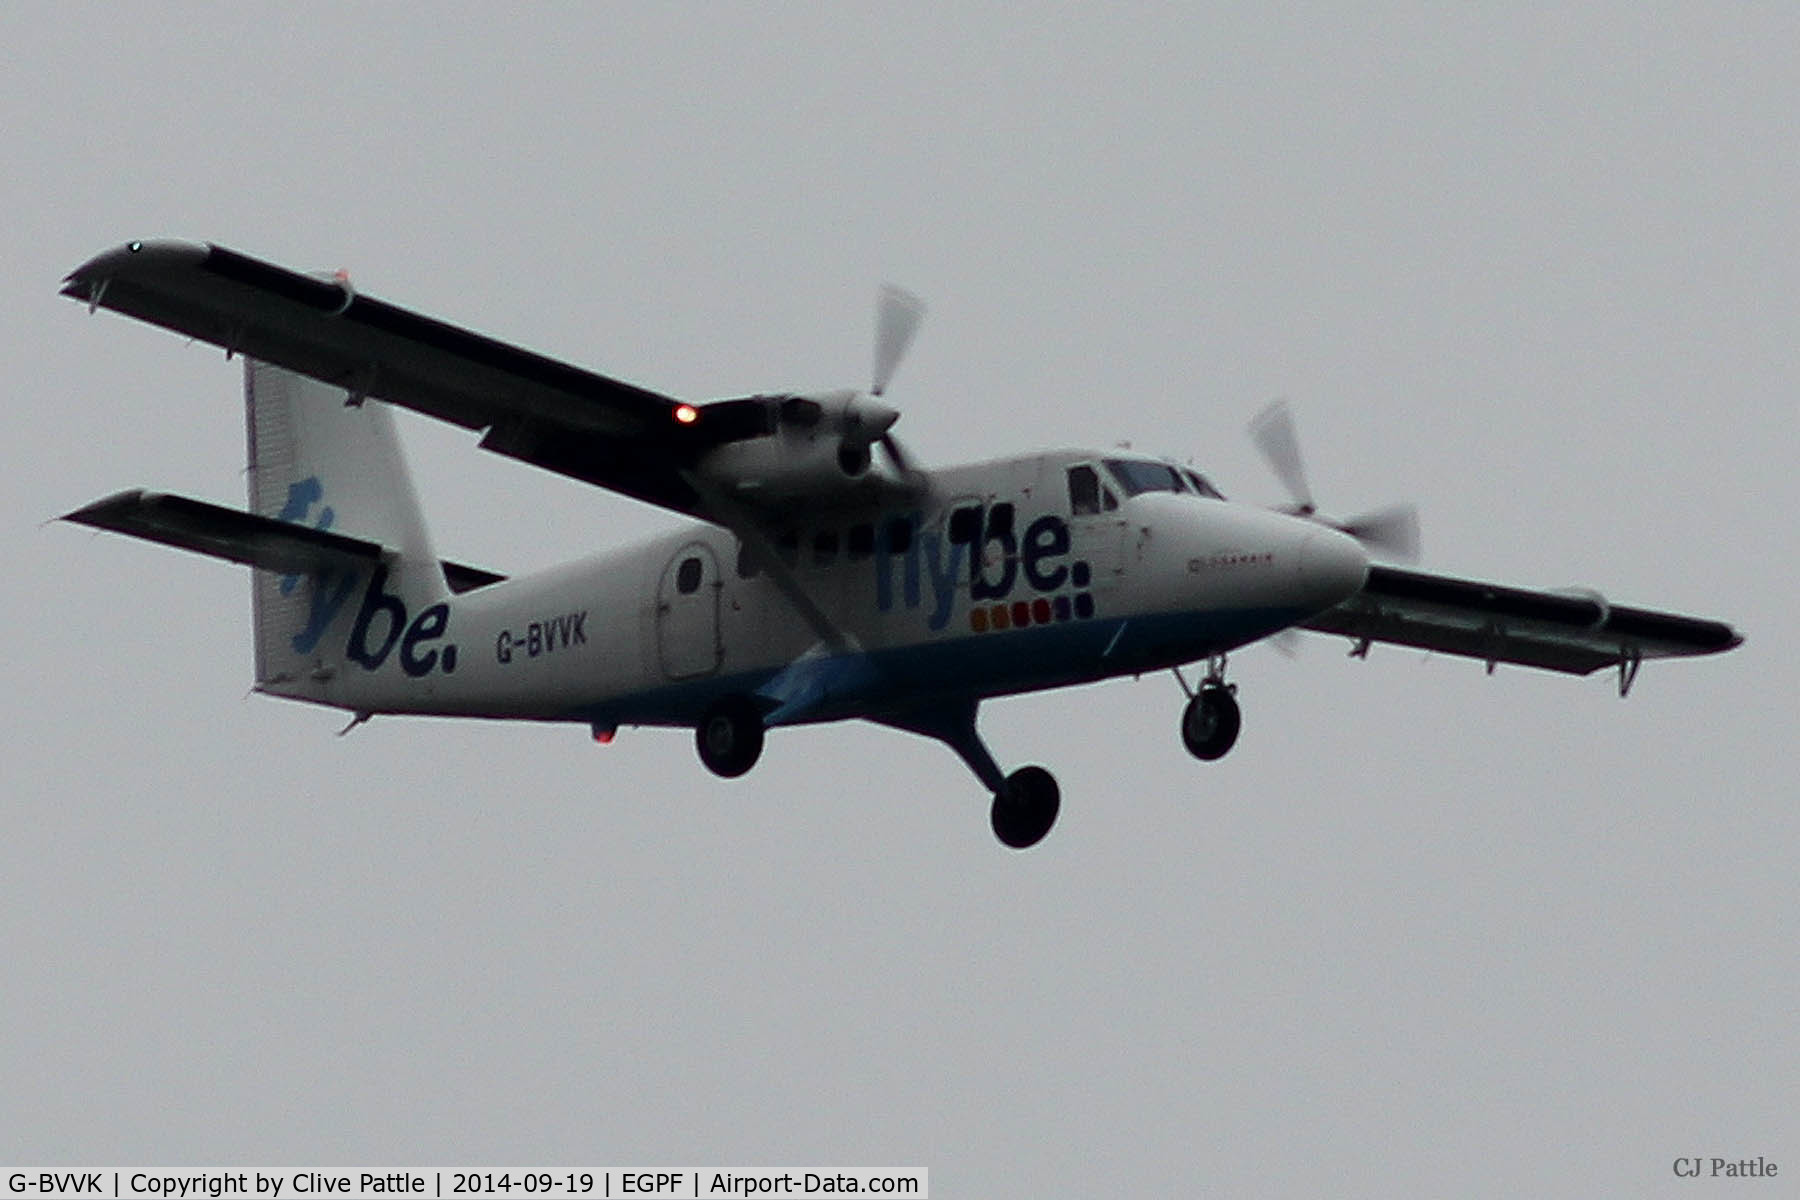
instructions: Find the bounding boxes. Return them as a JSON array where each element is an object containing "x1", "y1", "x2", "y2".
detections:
[{"x1": 1295, "y1": 526, "x2": 1370, "y2": 611}]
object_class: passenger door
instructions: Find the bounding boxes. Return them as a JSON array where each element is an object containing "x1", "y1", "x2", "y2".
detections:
[{"x1": 656, "y1": 542, "x2": 723, "y2": 679}]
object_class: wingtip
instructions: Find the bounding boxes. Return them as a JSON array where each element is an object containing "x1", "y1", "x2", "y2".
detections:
[
  {"x1": 60, "y1": 488, "x2": 151, "y2": 526},
  {"x1": 62, "y1": 238, "x2": 212, "y2": 287}
]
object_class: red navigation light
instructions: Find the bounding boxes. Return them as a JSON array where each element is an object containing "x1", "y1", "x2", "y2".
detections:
[{"x1": 674, "y1": 404, "x2": 699, "y2": 425}]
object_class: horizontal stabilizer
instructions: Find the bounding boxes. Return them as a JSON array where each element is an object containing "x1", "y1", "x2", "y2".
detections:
[{"x1": 63, "y1": 490, "x2": 505, "y2": 593}]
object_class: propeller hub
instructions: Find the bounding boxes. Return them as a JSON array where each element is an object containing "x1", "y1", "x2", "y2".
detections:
[{"x1": 847, "y1": 395, "x2": 900, "y2": 440}]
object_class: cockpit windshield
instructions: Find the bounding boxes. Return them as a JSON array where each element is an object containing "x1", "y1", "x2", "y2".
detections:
[
  {"x1": 1184, "y1": 469, "x2": 1225, "y2": 499},
  {"x1": 1104, "y1": 458, "x2": 1224, "y2": 500}
]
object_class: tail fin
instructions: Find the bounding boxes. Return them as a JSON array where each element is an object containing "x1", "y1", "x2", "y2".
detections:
[{"x1": 245, "y1": 360, "x2": 448, "y2": 690}]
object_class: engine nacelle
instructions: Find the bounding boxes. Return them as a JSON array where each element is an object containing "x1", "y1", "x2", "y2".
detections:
[{"x1": 690, "y1": 389, "x2": 900, "y2": 501}]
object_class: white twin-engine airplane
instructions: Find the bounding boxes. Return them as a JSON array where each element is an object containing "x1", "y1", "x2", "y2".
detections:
[{"x1": 61, "y1": 240, "x2": 1742, "y2": 848}]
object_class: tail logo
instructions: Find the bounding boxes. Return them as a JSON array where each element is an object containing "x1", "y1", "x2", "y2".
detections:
[
  {"x1": 347, "y1": 563, "x2": 458, "y2": 676},
  {"x1": 278, "y1": 476, "x2": 356, "y2": 654},
  {"x1": 275, "y1": 475, "x2": 458, "y2": 675}
]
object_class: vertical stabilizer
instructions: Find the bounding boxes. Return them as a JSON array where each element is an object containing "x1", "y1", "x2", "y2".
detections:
[{"x1": 245, "y1": 360, "x2": 447, "y2": 691}]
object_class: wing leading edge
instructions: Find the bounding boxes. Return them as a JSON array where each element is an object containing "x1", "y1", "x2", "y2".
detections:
[{"x1": 1302, "y1": 564, "x2": 1741, "y2": 694}]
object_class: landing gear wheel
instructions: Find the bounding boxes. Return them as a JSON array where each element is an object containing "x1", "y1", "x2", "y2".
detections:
[
  {"x1": 696, "y1": 695, "x2": 765, "y2": 778},
  {"x1": 989, "y1": 765, "x2": 1061, "y2": 850},
  {"x1": 1181, "y1": 685, "x2": 1241, "y2": 761}
]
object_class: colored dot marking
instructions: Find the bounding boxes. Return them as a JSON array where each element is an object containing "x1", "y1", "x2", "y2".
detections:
[{"x1": 967, "y1": 592, "x2": 1097, "y2": 633}]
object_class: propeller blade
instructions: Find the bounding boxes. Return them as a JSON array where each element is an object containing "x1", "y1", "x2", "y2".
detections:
[
  {"x1": 879, "y1": 431, "x2": 913, "y2": 476},
  {"x1": 872, "y1": 284, "x2": 926, "y2": 396},
  {"x1": 879, "y1": 432, "x2": 931, "y2": 493},
  {"x1": 1248, "y1": 399, "x2": 1314, "y2": 514},
  {"x1": 1337, "y1": 503, "x2": 1421, "y2": 562}
]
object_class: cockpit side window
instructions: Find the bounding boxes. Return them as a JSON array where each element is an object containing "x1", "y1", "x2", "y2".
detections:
[{"x1": 1068, "y1": 465, "x2": 1101, "y2": 516}]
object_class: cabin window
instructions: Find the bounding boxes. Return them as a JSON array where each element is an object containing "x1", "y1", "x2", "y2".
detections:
[
  {"x1": 676, "y1": 556, "x2": 704, "y2": 594},
  {"x1": 812, "y1": 529, "x2": 839, "y2": 568},
  {"x1": 884, "y1": 515, "x2": 913, "y2": 554},
  {"x1": 847, "y1": 523, "x2": 875, "y2": 560},
  {"x1": 948, "y1": 505, "x2": 982, "y2": 544},
  {"x1": 776, "y1": 530, "x2": 800, "y2": 568}
]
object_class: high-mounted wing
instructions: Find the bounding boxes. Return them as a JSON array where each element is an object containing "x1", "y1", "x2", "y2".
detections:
[
  {"x1": 63, "y1": 240, "x2": 935, "y2": 655},
  {"x1": 60, "y1": 240, "x2": 761, "y2": 515},
  {"x1": 1302, "y1": 564, "x2": 1742, "y2": 694}
]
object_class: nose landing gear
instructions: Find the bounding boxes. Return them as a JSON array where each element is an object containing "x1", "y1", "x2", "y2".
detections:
[{"x1": 1176, "y1": 657, "x2": 1242, "y2": 761}]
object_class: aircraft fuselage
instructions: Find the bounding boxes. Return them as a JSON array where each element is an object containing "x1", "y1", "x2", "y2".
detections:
[{"x1": 260, "y1": 448, "x2": 1369, "y2": 734}]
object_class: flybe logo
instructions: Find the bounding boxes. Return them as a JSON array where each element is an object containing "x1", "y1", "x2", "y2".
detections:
[
  {"x1": 343, "y1": 563, "x2": 459, "y2": 676},
  {"x1": 875, "y1": 502, "x2": 1097, "y2": 633},
  {"x1": 276, "y1": 476, "x2": 458, "y2": 676}
]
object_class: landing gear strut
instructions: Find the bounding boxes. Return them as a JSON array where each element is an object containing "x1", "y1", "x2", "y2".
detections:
[
  {"x1": 696, "y1": 694, "x2": 765, "y2": 778},
  {"x1": 1176, "y1": 657, "x2": 1241, "y2": 761},
  {"x1": 875, "y1": 700, "x2": 1062, "y2": 850}
]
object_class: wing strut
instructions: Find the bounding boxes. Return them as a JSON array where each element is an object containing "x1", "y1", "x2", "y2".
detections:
[{"x1": 678, "y1": 469, "x2": 850, "y2": 653}]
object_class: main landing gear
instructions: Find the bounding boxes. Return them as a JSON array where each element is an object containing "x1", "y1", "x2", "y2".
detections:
[
  {"x1": 693, "y1": 693, "x2": 1065, "y2": 851},
  {"x1": 873, "y1": 700, "x2": 1064, "y2": 851},
  {"x1": 990, "y1": 766, "x2": 1061, "y2": 850},
  {"x1": 696, "y1": 694, "x2": 765, "y2": 778},
  {"x1": 692, "y1": 659, "x2": 1243, "y2": 849},
  {"x1": 1176, "y1": 657, "x2": 1242, "y2": 761}
]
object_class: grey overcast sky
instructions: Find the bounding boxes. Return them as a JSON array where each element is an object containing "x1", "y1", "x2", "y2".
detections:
[{"x1": 3, "y1": 5, "x2": 1793, "y2": 1196}]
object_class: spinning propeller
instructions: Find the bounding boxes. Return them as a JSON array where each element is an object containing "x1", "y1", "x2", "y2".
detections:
[
  {"x1": 1248, "y1": 399, "x2": 1421, "y2": 562},
  {"x1": 869, "y1": 283, "x2": 926, "y2": 479}
]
